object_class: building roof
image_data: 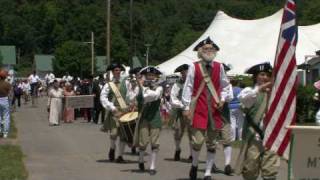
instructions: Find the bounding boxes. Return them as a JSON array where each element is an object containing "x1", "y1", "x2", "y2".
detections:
[
  {"x1": 35, "y1": 55, "x2": 54, "y2": 71},
  {"x1": 0, "y1": 46, "x2": 16, "y2": 65}
]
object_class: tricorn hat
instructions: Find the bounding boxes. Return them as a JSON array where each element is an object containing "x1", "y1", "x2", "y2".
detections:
[
  {"x1": 106, "y1": 62, "x2": 125, "y2": 71},
  {"x1": 193, "y1": 36, "x2": 220, "y2": 51},
  {"x1": 245, "y1": 62, "x2": 272, "y2": 75},
  {"x1": 139, "y1": 66, "x2": 162, "y2": 75},
  {"x1": 174, "y1": 64, "x2": 189, "y2": 73},
  {"x1": 222, "y1": 63, "x2": 231, "y2": 72}
]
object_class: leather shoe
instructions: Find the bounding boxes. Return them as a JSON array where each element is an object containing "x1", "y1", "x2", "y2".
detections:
[
  {"x1": 174, "y1": 150, "x2": 181, "y2": 161},
  {"x1": 139, "y1": 163, "x2": 145, "y2": 171},
  {"x1": 108, "y1": 148, "x2": 115, "y2": 161},
  {"x1": 116, "y1": 156, "x2": 125, "y2": 163},
  {"x1": 131, "y1": 147, "x2": 137, "y2": 154},
  {"x1": 211, "y1": 163, "x2": 219, "y2": 173},
  {"x1": 224, "y1": 164, "x2": 233, "y2": 175},
  {"x1": 203, "y1": 176, "x2": 211, "y2": 180},
  {"x1": 149, "y1": 169, "x2": 157, "y2": 175},
  {"x1": 189, "y1": 165, "x2": 198, "y2": 180}
]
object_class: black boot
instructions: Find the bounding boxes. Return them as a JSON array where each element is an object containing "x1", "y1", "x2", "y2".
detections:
[
  {"x1": 131, "y1": 146, "x2": 136, "y2": 155},
  {"x1": 116, "y1": 156, "x2": 125, "y2": 163},
  {"x1": 224, "y1": 164, "x2": 233, "y2": 175},
  {"x1": 139, "y1": 163, "x2": 145, "y2": 171},
  {"x1": 174, "y1": 150, "x2": 181, "y2": 161},
  {"x1": 149, "y1": 169, "x2": 157, "y2": 175},
  {"x1": 108, "y1": 148, "x2": 115, "y2": 161},
  {"x1": 211, "y1": 163, "x2": 219, "y2": 173},
  {"x1": 203, "y1": 176, "x2": 211, "y2": 180},
  {"x1": 189, "y1": 165, "x2": 198, "y2": 180}
]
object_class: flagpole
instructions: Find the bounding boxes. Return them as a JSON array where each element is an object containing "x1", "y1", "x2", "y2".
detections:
[
  {"x1": 265, "y1": 7, "x2": 285, "y2": 123},
  {"x1": 271, "y1": 8, "x2": 285, "y2": 86},
  {"x1": 288, "y1": 135, "x2": 294, "y2": 180}
]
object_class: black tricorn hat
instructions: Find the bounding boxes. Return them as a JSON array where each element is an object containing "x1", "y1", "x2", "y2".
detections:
[
  {"x1": 139, "y1": 66, "x2": 162, "y2": 75},
  {"x1": 193, "y1": 36, "x2": 220, "y2": 51},
  {"x1": 174, "y1": 64, "x2": 189, "y2": 73},
  {"x1": 222, "y1": 63, "x2": 231, "y2": 72},
  {"x1": 245, "y1": 62, "x2": 273, "y2": 75},
  {"x1": 129, "y1": 67, "x2": 142, "y2": 75},
  {"x1": 106, "y1": 62, "x2": 125, "y2": 71}
]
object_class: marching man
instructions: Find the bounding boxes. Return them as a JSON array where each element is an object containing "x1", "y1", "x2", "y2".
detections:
[
  {"x1": 170, "y1": 64, "x2": 192, "y2": 161},
  {"x1": 100, "y1": 63, "x2": 128, "y2": 163},
  {"x1": 182, "y1": 37, "x2": 233, "y2": 180},
  {"x1": 135, "y1": 66, "x2": 163, "y2": 175},
  {"x1": 237, "y1": 62, "x2": 280, "y2": 180}
]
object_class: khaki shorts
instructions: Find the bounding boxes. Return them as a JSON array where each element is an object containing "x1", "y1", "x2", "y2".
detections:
[
  {"x1": 242, "y1": 138, "x2": 280, "y2": 180},
  {"x1": 138, "y1": 119, "x2": 161, "y2": 151}
]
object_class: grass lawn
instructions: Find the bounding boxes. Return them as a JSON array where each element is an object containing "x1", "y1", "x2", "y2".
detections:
[
  {"x1": 9, "y1": 118, "x2": 18, "y2": 139},
  {"x1": 0, "y1": 145, "x2": 28, "y2": 180},
  {"x1": 0, "y1": 115, "x2": 28, "y2": 180}
]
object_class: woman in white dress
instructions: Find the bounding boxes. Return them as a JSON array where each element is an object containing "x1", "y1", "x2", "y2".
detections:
[{"x1": 47, "y1": 80, "x2": 64, "y2": 126}]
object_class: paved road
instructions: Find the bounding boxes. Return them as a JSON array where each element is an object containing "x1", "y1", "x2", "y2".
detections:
[{"x1": 14, "y1": 97, "x2": 288, "y2": 180}]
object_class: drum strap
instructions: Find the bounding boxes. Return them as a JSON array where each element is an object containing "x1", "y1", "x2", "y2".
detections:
[
  {"x1": 109, "y1": 82, "x2": 128, "y2": 110},
  {"x1": 133, "y1": 105, "x2": 145, "y2": 146}
]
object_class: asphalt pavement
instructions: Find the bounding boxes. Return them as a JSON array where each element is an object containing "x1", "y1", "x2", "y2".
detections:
[{"x1": 14, "y1": 97, "x2": 288, "y2": 180}]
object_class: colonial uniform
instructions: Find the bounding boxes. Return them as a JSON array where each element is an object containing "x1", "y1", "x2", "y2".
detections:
[
  {"x1": 237, "y1": 62, "x2": 279, "y2": 180},
  {"x1": 170, "y1": 64, "x2": 192, "y2": 161},
  {"x1": 100, "y1": 63, "x2": 127, "y2": 162},
  {"x1": 182, "y1": 37, "x2": 233, "y2": 180},
  {"x1": 211, "y1": 63, "x2": 234, "y2": 175},
  {"x1": 135, "y1": 66, "x2": 163, "y2": 175}
]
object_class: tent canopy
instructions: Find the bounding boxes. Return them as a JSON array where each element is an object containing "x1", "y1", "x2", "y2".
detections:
[{"x1": 157, "y1": 9, "x2": 320, "y2": 75}]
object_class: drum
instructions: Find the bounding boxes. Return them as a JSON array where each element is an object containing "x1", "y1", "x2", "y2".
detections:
[{"x1": 119, "y1": 112, "x2": 138, "y2": 145}]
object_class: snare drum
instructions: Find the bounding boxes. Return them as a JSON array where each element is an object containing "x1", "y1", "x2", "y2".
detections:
[{"x1": 119, "y1": 112, "x2": 138, "y2": 145}]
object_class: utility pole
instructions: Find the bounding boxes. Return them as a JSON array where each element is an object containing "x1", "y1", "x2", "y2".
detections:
[
  {"x1": 84, "y1": 32, "x2": 95, "y2": 75},
  {"x1": 129, "y1": 0, "x2": 133, "y2": 67},
  {"x1": 145, "y1": 44, "x2": 151, "y2": 66},
  {"x1": 106, "y1": 0, "x2": 111, "y2": 67},
  {"x1": 91, "y1": 32, "x2": 95, "y2": 75}
]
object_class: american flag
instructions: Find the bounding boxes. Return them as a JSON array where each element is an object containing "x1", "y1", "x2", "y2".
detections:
[{"x1": 263, "y1": 0, "x2": 298, "y2": 160}]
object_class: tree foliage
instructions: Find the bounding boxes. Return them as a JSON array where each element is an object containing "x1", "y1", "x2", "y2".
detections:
[
  {"x1": 53, "y1": 40, "x2": 91, "y2": 78},
  {"x1": 0, "y1": 0, "x2": 319, "y2": 74},
  {"x1": 0, "y1": 50, "x2": 3, "y2": 67}
]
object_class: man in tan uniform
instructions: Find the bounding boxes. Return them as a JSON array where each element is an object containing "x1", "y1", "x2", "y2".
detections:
[
  {"x1": 237, "y1": 62, "x2": 279, "y2": 180},
  {"x1": 100, "y1": 63, "x2": 127, "y2": 162},
  {"x1": 135, "y1": 66, "x2": 163, "y2": 175},
  {"x1": 170, "y1": 64, "x2": 192, "y2": 161}
]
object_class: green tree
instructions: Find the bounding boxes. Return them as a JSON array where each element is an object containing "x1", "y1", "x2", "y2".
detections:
[
  {"x1": 53, "y1": 40, "x2": 91, "y2": 78},
  {"x1": 0, "y1": 51, "x2": 3, "y2": 67}
]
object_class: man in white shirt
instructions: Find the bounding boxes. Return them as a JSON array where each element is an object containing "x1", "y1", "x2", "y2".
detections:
[
  {"x1": 181, "y1": 37, "x2": 233, "y2": 180},
  {"x1": 62, "y1": 72, "x2": 73, "y2": 82},
  {"x1": 100, "y1": 63, "x2": 127, "y2": 163},
  {"x1": 237, "y1": 62, "x2": 279, "y2": 180},
  {"x1": 170, "y1": 64, "x2": 192, "y2": 161},
  {"x1": 135, "y1": 66, "x2": 163, "y2": 175},
  {"x1": 28, "y1": 71, "x2": 40, "y2": 105}
]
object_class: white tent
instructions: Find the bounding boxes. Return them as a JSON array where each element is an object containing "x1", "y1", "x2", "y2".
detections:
[{"x1": 157, "y1": 9, "x2": 320, "y2": 75}]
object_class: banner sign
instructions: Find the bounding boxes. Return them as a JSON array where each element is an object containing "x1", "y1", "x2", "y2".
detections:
[
  {"x1": 65, "y1": 95, "x2": 94, "y2": 108},
  {"x1": 288, "y1": 125, "x2": 320, "y2": 180}
]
